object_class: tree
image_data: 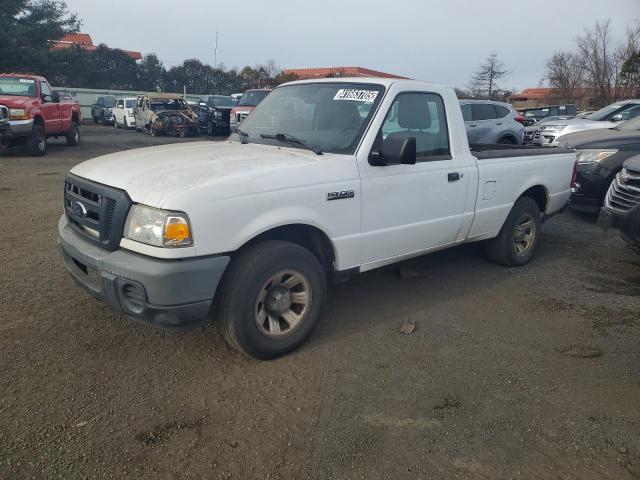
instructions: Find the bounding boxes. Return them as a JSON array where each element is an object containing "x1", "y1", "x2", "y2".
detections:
[
  {"x1": 574, "y1": 20, "x2": 617, "y2": 106},
  {"x1": 467, "y1": 53, "x2": 510, "y2": 99},
  {"x1": 0, "y1": 0, "x2": 80, "y2": 73},
  {"x1": 544, "y1": 51, "x2": 585, "y2": 103},
  {"x1": 137, "y1": 53, "x2": 166, "y2": 92}
]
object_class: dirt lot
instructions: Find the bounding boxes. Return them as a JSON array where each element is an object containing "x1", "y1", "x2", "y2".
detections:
[{"x1": 1, "y1": 124, "x2": 639, "y2": 479}]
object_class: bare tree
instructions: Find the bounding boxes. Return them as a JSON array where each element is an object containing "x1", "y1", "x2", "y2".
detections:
[
  {"x1": 467, "y1": 53, "x2": 510, "y2": 99},
  {"x1": 575, "y1": 20, "x2": 617, "y2": 106},
  {"x1": 614, "y1": 21, "x2": 640, "y2": 98},
  {"x1": 545, "y1": 51, "x2": 585, "y2": 103}
]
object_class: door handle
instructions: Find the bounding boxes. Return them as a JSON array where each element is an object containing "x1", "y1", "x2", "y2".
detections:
[{"x1": 448, "y1": 172, "x2": 462, "y2": 182}]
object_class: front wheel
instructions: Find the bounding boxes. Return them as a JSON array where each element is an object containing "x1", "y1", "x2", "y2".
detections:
[
  {"x1": 216, "y1": 241, "x2": 327, "y2": 360},
  {"x1": 27, "y1": 125, "x2": 46, "y2": 156},
  {"x1": 486, "y1": 197, "x2": 541, "y2": 266}
]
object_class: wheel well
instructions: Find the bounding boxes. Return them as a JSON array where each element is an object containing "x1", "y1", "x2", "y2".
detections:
[
  {"x1": 242, "y1": 224, "x2": 336, "y2": 273},
  {"x1": 72, "y1": 111, "x2": 79, "y2": 124},
  {"x1": 521, "y1": 185, "x2": 548, "y2": 212},
  {"x1": 498, "y1": 134, "x2": 517, "y2": 144}
]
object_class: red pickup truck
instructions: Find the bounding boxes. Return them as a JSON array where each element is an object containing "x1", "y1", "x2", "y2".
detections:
[{"x1": 0, "y1": 73, "x2": 81, "y2": 156}]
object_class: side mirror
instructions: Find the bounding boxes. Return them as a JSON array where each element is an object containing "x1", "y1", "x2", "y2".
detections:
[
  {"x1": 611, "y1": 114, "x2": 623, "y2": 122},
  {"x1": 369, "y1": 134, "x2": 417, "y2": 166}
]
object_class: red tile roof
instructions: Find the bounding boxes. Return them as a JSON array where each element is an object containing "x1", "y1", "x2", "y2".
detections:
[
  {"x1": 283, "y1": 66, "x2": 408, "y2": 80},
  {"x1": 49, "y1": 32, "x2": 142, "y2": 61}
]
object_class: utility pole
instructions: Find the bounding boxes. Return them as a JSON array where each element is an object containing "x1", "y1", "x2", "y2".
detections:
[{"x1": 214, "y1": 31, "x2": 219, "y2": 69}]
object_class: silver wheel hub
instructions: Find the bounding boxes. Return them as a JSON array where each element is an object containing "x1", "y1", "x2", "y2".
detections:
[
  {"x1": 513, "y1": 213, "x2": 535, "y2": 256},
  {"x1": 255, "y1": 270, "x2": 312, "y2": 338}
]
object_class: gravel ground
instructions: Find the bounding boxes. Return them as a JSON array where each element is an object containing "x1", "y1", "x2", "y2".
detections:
[{"x1": 1, "y1": 125, "x2": 639, "y2": 480}]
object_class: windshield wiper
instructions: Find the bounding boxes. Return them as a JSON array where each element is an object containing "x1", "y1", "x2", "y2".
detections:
[
  {"x1": 234, "y1": 127, "x2": 249, "y2": 144},
  {"x1": 260, "y1": 133, "x2": 323, "y2": 155}
]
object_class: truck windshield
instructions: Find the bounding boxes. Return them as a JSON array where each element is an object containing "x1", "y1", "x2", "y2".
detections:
[
  {"x1": 103, "y1": 97, "x2": 116, "y2": 107},
  {"x1": 150, "y1": 99, "x2": 187, "y2": 112},
  {"x1": 235, "y1": 82, "x2": 385, "y2": 155},
  {"x1": 238, "y1": 90, "x2": 270, "y2": 106},
  {"x1": 210, "y1": 96, "x2": 235, "y2": 107},
  {"x1": 125, "y1": 99, "x2": 135, "y2": 108},
  {"x1": 0, "y1": 77, "x2": 37, "y2": 97}
]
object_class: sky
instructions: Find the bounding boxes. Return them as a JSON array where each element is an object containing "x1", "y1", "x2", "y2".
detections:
[{"x1": 64, "y1": 0, "x2": 640, "y2": 92}]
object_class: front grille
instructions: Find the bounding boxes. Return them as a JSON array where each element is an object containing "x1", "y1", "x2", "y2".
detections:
[
  {"x1": 64, "y1": 174, "x2": 131, "y2": 250},
  {"x1": 606, "y1": 168, "x2": 640, "y2": 213}
]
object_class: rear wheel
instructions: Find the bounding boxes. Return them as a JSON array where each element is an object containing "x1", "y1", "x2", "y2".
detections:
[
  {"x1": 27, "y1": 125, "x2": 46, "y2": 156},
  {"x1": 216, "y1": 241, "x2": 327, "y2": 360},
  {"x1": 65, "y1": 121, "x2": 80, "y2": 146},
  {"x1": 486, "y1": 197, "x2": 541, "y2": 266}
]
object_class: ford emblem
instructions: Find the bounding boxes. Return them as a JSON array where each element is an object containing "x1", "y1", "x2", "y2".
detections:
[{"x1": 70, "y1": 201, "x2": 88, "y2": 219}]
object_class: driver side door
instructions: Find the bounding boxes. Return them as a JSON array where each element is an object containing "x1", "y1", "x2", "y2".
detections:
[{"x1": 39, "y1": 81, "x2": 59, "y2": 134}]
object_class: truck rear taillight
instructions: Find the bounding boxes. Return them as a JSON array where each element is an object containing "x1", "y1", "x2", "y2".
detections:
[
  {"x1": 570, "y1": 160, "x2": 578, "y2": 190},
  {"x1": 514, "y1": 114, "x2": 525, "y2": 124}
]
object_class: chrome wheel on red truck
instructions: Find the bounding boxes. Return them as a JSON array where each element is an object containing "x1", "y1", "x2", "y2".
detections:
[{"x1": 216, "y1": 241, "x2": 326, "y2": 360}]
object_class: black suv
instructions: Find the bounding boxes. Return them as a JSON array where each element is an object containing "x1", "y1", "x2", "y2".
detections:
[
  {"x1": 196, "y1": 95, "x2": 236, "y2": 136},
  {"x1": 561, "y1": 116, "x2": 640, "y2": 213},
  {"x1": 598, "y1": 154, "x2": 640, "y2": 251},
  {"x1": 91, "y1": 96, "x2": 117, "y2": 125}
]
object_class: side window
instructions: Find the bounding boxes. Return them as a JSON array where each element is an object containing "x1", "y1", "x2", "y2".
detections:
[
  {"x1": 494, "y1": 105, "x2": 510, "y2": 118},
  {"x1": 116, "y1": 99, "x2": 124, "y2": 108},
  {"x1": 40, "y1": 81, "x2": 51, "y2": 97},
  {"x1": 471, "y1": 103, "x2": 497, "y2": 121},
  {"x1": 460, "y1": 104, "x2": 472, "y2": 121},
  {"x1": 379, "y1": 92, "x2": 451, "y2": 160},
  {"x1": 621, "y1": 105, "x2": 640, "y2": 121},
  {"x1": 136, "y1": 97, "x2": 143, "y2": 109}
]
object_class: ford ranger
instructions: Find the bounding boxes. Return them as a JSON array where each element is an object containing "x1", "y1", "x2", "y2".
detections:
[
  {"x1": 0, "y1": 74, "x2": 81, "y2": 156},
  {"x1": 58, "y1": 78, "x2": 577, "y2": 359}
]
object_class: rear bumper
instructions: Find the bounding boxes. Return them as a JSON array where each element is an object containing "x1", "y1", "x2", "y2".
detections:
[{"x1": 58, "y1": 215, "x2": 231, "y2": 329}]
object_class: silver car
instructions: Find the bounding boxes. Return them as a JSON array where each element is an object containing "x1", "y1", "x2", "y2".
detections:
[{"x1": 460, "y1": 100, "x2": 525, "y2": 145}]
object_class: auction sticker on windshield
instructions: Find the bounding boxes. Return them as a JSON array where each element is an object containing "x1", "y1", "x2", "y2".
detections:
[{"x1": 334, "y1": 89, "x2": 379, "y2": 103}]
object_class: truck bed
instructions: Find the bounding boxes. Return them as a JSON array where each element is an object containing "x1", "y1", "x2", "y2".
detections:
[{"x1": 470, "y1": 144, "x2": 575, "y2": 160}]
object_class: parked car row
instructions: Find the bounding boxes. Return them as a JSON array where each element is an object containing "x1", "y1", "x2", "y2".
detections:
[{"x1": 91, "y1": 88, "x2": 273, "y2": 138}]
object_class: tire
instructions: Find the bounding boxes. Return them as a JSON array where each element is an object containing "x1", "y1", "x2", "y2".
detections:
[
  {"x1": 115, "y1": 117, "x2": 120, "y2": 129},
  {"x1": 65, "y1": 121, "x2": 80, "y2": 146},
  {"x1": 124, "y1": 117, "x2": 128, "y2": 129},
  {"x1": 497, "y1": 136, "x2": 516, "y2": 145},
  {"x1": 216, "y1": 240, "x2": 327, "y2": 360},
  {"x1": 486, "y1": 196, "x2": 541, "y2": 267},
  {"x1": 26, "y1": 124, "x2": 46, "y2": 156}
]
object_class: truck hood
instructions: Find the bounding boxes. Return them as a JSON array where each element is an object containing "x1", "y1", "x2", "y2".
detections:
[
  {"x1": 0, "y1": 96, "x2": 34, "y2": 107},
  {"x1": 70, "y1": 141, "x2": 351, "y2": 208},
  {"x1": 548, "y1": 118, "x2": 615, "y2": 128}
]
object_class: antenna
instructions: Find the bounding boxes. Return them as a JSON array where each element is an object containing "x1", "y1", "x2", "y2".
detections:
[{"x1": 214, "y1": 31, "x2": 219, "y2": 68}]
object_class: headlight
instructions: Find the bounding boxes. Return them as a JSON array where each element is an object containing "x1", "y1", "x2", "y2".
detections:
[
  {"x1": 124, "y1": 205, "x2": 193, "y2": 247},
  {"x1": 9, "y1": 108, "x2": 28, "y2": 120},
  {"x1": 576, "y1": 149, "x2": 618, "y2": 165},
  {"x1": 541, "y1": 125, "x2": 564, "y2": 133},
  {"x1": 213, "y1": 111, "x2": 223, "y2": 118}
]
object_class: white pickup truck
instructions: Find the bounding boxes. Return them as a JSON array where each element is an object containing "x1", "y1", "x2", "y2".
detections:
[{"x1": 59, "y1": 78, "x2": 577, "y2": 359}]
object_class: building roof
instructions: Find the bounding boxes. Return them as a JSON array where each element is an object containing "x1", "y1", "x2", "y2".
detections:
[
  {"x1": 50, "y1": 33, "x2": 142, "y2": 61},
  {"x1": 283, "y1": 66, "x2": 408, "y2": 80}
]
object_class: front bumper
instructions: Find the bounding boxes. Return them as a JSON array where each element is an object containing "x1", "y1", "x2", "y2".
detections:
[
  {"x1": 599, "y1": 204, "x2": 640, "y2": 249},
  {"x1": 0, "y1": 119, "x2": 34, "y2": 140},
  {"x1": 58, "y1": 215, "x2": 230, "y2": 329}
]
